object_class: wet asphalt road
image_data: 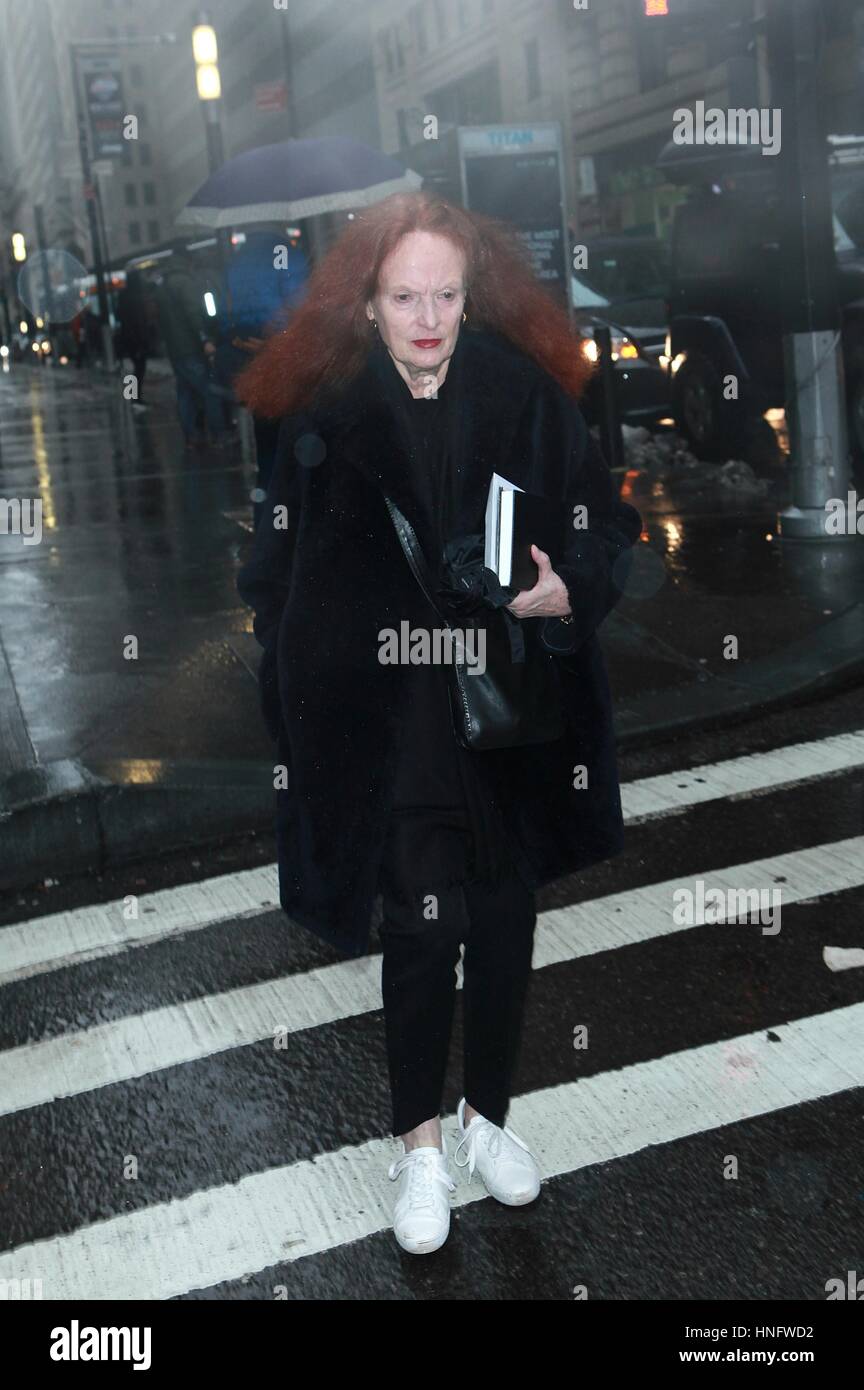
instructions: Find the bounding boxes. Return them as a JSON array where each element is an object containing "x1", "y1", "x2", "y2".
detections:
[
  {"x1": 2, "y1": 363, "x2": 862, "y2": 782},
  {"x1": 1, "y1": 682, "x2": 862, "y2": 1303}
]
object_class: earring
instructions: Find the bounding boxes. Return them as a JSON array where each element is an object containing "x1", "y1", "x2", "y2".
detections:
[
  {"x1": 462, "y1": 311, "x2": 468, "y2": 322},
  {"x1": 370, "y1": 317, "x2": 378, "y2": 330}
]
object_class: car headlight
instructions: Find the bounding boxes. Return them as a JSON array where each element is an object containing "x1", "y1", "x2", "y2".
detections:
[{"x1": 580, "y1": 330, "x2": 639, "y2": 364}]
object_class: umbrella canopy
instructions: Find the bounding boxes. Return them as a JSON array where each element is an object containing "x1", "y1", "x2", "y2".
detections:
[{"x1": 176, "y1": 136, "x2": 422, "y2": 229}]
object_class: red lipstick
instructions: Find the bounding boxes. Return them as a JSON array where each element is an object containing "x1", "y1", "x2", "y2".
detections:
[{"x1": 412, "y1": 338, "x2": 441, "y2": 348}]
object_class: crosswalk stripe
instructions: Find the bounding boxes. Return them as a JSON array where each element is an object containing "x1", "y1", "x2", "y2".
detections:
[
  {"x1": 0, "y1": 866, "x2": 281, "y2": 987},
  {"x1": 1, "y1": 1000, "x2": 861, "y2": 1300},
  {"x1": 619, "y1": 728, "x2": 864, "y2": 822},
  {"x1": 1, "y1": 834, "x2": 861, "y2": 1119},
  {"x1": 3, "y1": 729, "x2": 862, "y2": 988}
]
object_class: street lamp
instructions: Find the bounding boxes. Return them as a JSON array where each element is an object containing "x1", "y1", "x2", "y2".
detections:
[
  {"x1": 192, "y1": 22, "x2": 219, "y2": 89},
  {"x1": 11, "y1": 232, "x2": 27, "y2": 262},
  {"x1": 69, "y1": 32, "x2": 176, "y2": 373},
  {"x1": 192, "y1": 18, "x2": 225, "y2": 173}
]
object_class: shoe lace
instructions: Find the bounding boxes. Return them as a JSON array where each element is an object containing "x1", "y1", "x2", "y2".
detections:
[
  {"x1": 452, "y1": 1118, "x2": 534, "y2": 1183},
  {"x1": 388, "y1": 1149, "x2": 456, "y2": 1210}
]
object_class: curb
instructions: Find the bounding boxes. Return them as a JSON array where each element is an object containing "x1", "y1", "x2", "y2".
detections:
[
  {"x1": 614, "y1": 600, "x2": 864, "y2": 746},
  {"x1": 0, "y1": 759, "x2": 271, "y2": 895},
  {"x1": 1, "y1": 603, "x2": 862, "y2": 894}
]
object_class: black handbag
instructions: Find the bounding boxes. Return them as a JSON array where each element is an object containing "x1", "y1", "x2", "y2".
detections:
[{"x1": 384, "y1": 495, "x2": 566, "y2": 752}]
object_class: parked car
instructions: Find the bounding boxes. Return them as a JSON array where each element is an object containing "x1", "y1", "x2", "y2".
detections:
[
  {"x1": 571, "y1": 236, "x2": 671, "y2": 428},
  {"x1": 663, "y1": 135, "x2": 864, "y2": 465}
]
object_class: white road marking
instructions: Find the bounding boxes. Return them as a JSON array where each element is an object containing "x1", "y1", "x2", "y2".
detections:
[
  {"x1": 1, "y1": 835, "x2": 861, "y2": 1118},
  {"x1": 0, "y1": 1001, "x2": 860, "y2": 1300},
  {"x1": 823, "y1": 946, "x2": 864, "y2": 971},
  {"x1": 620, "y1": 728, "x2": 864, "y2": 822},
  {"x1": 3, "y1": 729, "x2": 862, "y2": 987},
  {"x1": 0, "y1": 866, "x2": 281, "y2": 986}
]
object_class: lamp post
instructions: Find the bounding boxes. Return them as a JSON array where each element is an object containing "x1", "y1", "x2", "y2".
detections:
[
  {"x1": 69, "y1": 33, "x2": 176, "y2": 372},
  {"x1": 766, "y1": 0, "x2": 852, "y2": 540},
  {"x1": 3, "y1": 234, "x2": 26, "y2": 358},
  {"x1": 70, "y1": 45, "x2": 115, "y2": 368},
  {"x1": 192, "y1": 16, "x2": 225, "y2": 174},
  {"x1": 34, "y1": 204, "x2": 57, "y2": 341},
  {"x1": 192, "y1": 14, "x2": 231, "y2": 308}
]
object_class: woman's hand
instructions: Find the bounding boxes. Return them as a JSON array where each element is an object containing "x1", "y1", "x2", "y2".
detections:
[{"x1": 506, "y1": 544, "x2": 572, "y2": 619}]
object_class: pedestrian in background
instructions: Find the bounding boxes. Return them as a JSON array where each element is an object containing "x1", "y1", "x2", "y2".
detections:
[
  {"x1": 154, "y1": 246, "x2": 231, "y2": 450},
  {"x1": 116, "y1": 269, "x2": 156, "y2": 411},
  {"x1": 213, "y1": 229, "x2": 309, "y2": 526}
]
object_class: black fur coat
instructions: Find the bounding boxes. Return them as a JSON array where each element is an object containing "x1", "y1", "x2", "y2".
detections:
[{"x1": 236, "y1": 326, "x2": 643, "y2": 957}]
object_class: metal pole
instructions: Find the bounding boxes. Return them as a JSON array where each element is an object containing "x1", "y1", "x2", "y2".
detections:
[
  {"x1": 70, "y1": 46, "x2": 115, "y2": 370},
  {"x1": 595, "y1": 324, "x2": 624, "y2": 471},
  {"x1": 33, "y1": 204, "x2": 56, "y2": 328},
  {"x1": 0, "y1": 280, "x2": 12, "y2": 345},
  {"x1": 767, "y1": 0, "x2": 851, "y2": 540},
  {"x1": 93, "y1": 176, "x2": 115, "y2": 338},
  {"x1": 33, "y1": 204, "x2": 54, "y2": 368},
  {"x1": 204, "y1": 106, "x2": 225, "y2": 175}
]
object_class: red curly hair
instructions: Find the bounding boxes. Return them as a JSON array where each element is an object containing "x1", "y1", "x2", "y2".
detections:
[{"x1": 234, "y1": 190, "x2": 593, "y2": 418}]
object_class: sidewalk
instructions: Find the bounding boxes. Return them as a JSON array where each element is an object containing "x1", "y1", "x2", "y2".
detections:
[{"x1": 1, "y1": 363, "x2": 862, "y2": 892}]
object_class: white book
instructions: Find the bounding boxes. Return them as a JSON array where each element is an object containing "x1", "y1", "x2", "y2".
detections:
[{"x1": 484, "y1": 471, "x2": 525, "y2": 587}]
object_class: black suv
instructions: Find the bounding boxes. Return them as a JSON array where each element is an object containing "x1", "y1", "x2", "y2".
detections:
[
  {"x1": 571, "y1": 235, "x2": 671, "y2": 428},
  {"x1": 665, "y1": 137, "x2": 864, "y2": 469}
]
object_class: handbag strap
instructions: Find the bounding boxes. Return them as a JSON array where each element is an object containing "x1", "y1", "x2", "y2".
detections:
[
  {"x1": 383, "y1": 495, "x2": 450, "y2": 626},
  {"x1": 384, "y1": 493, "x2": 532, "y2": 663}
]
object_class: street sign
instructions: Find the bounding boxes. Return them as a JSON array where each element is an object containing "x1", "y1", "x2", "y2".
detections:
[
  {"x1": 78, "y1": 53, "x2": 126, "y2": 159},
  {"x1": 255, "y1": 82, "x2": 288, "y2": 112},
  {"x1": 458, "y1": 123, "x2": 570, "y2": 310}
]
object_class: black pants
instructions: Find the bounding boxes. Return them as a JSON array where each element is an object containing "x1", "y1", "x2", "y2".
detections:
[{"x1": 378, "y1": 849, "x2": 537, "y2": 1138}]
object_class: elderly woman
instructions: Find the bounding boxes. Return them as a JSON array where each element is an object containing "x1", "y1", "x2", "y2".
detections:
[{"x1": 235, "y1": 192, "x2": 642, "y2": 1256}]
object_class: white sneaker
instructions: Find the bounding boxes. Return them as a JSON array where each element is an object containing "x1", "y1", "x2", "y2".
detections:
[
  {"x1": 452, "y1": 1097, "x2": 541, "y2": 1205},
  {"x1": 387, "y1": 1132, "x2": 456, "y2": 1254}
]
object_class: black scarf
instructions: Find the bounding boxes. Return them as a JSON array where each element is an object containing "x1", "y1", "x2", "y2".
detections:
[
  {"x1": 366, "y1": 329, "x2": 517, "y2": 629},
  {"x1": 366, "y1": 328, "x2": 466, "y2": 573}
]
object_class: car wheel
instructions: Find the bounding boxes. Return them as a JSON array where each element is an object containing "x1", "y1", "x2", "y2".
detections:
[{"x1": 673, "y1": 352, "x2": 748, "y2": 461}]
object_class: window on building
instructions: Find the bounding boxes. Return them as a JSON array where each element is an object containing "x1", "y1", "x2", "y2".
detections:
[
  {"x1": 121, "y1": 142, "x2": 133, "y2": 166},
  {"x1": 130, "y1": 63, "x2": 143, "y2": 86},
  {"x1": 428, "y1": 60, "x2": 501, "y2": 126},
  {"x1": 411, "y1": 5, "x2": 428, "y2": 56},
  {"x1": 128, "y1": 221, "x2": 141, "y2": 243},
  {"x1": 147, "y1": 219, "x2": 160, "y2": 242},
  {"x1": 381, "y1": 29, "x2": 394, "y2": 75},
  {"x1": 633, "y1": 12, "x2": 666, "y2": 92},
  {"x1": 433, "y1": 0, "x2": 447, "y2": 42},
  {"x1": 525, "y1": 37, "x2": 540, "y2": 99},
  {"x1": 395, "y1": 25, "x2": 405, "y2": 68},
  {"x1": 457, "y1": 0, "x2": 470, "y2": 30},
  {"x1": 137, "y1": 102, "x2": 148, "y2": 126},
  {"x1": 825, "y1": 0, "x2": 855, "y2": 36},
  {"x1": 124, "y1": 183, "x2": 138, "y2": 207},
  {"x1": 139, "y1": 143, "x2": 151, "y2": 165},
  {"x1": 143, "y1": 182, "x2": 156, "y2": 205}
]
